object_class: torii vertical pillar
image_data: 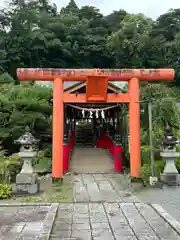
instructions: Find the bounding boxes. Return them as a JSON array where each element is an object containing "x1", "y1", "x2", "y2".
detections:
[
  {"x1": 52, "y1": 78, "x2": 64, "y2": 181},
  {"x1": 129, "y1": 78, "x2": 141, "y2": 177}
]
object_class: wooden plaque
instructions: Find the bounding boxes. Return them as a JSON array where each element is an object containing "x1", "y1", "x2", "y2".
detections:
[{"x1": 86, "y1": 76, "x2": 108, "y2": 102}]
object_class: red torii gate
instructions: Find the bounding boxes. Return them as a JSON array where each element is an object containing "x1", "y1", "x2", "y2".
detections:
[{"x1": 17, "y1": 68, "x2": 174, "y2": 180}]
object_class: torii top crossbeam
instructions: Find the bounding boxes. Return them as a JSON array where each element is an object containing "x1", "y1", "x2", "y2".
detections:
[{"x1": 17, "y1": 68, "x2": 175, "y2": 81}]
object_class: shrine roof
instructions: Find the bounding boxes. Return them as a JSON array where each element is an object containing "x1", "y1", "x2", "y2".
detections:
[{"x1": 35, "y1": 80, "x2": 126, "y2": 92}]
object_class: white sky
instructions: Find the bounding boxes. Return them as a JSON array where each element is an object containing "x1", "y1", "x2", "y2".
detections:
[
  {"x1": 1, "y1": 0, "x2": 180, "y2": 19},
  {"x1": 53, "y1": 0, "x2": 180, "y2": 19}
]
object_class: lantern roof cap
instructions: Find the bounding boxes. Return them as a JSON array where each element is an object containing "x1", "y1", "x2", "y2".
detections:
[{"x1": 14, "y1": 127, "x2": 38, "y2": 145}]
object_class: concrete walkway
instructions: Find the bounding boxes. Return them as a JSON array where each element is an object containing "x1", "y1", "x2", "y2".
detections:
[
  {"x1": 1, "y1": 202, "x2": 180, "y2": 239},
  {"x1": 72, "y1": 173, "x2": 139, "y2": 203},
  {"x1": 70, "y1": 148, "x2": 114, "y2": 173},
  {"x1": 50, "y1": 202, "x2": 180, "y2": 240},
  {"x1": 135, "y1": 185, "x2": 180, "y2": 222},
  {"x1": 1, "y1": 174, "x2": 180, "y2": 239}
]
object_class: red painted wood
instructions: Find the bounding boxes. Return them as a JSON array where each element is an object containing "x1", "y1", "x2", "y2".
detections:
[
  {"x1": 95, "y1": 132, "x2": 123, "y2": 173},
  {"x1": 113, "y1": 145, "x2": 123, "y2": 173},
  {"x1": 63, "y1": 145, "x2": 70, "y2": 173},
  {"x1": 86, "y1": 76, "x2": 108, "y2": 102}
]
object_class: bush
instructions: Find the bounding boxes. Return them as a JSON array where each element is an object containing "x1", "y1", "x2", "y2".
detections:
[
  {"x1": 176, "y1": 158, "x2": 180, "y2": 172},
  {"x1": 140, "y1": 164, "x2": 152, "y2": 183},
  {"x1": 140, "y1": 160, "x2": 165, "y2": 183},
  {"x1": 33, "y1": 150, "x2": 52, "y2": 174},
  {"x1": 43, "y1": 145, "x2": 52, "y2": 158},
  {"x1": 0, "y1": 73, "x2": 14, "y2": 83},
  {"x1": 123, "y1": 147, "x2": 130, "y2": 168},
  {"x1": 141, "y1": 145, "x2": 150, "y2": 164},
  {"x1": 140, "y1": 156, "x2": 180, "y2": 184},
  {"x1": 0, "y1": 184, "x2": 12, "y2": 199},
  {"x1": 155, "y1": 160, "x2": 165, "y2": 176},
  {"x1": 0, "y1": 84, "x2": 52, "y2": 154},
  {"x1": 0, "y1": 152, "x2": 22, "y2": 183},
  {"x1": 141, "y1": 145, "x2": 162, "y2": 165}
]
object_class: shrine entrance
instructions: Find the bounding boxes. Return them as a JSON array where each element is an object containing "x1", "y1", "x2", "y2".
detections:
[
  {"x1": 17, "y1": 68, "x2": 174, "y2": 180},
  {"x1": 63, "y1": 83, "x2": 124, "y2": 173}
]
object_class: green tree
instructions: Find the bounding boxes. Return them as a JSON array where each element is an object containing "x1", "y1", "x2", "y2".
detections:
[
  {"x1": 105, "y1": 10, "x2": 127, "y2": 33},
  {"x1": 107, "y1": 13, "x2": 153, "y2": 68},
  {"x1": 0, "y1": 84, "x2": 52, "y2": 153},
  {"x1": 151, "y1": 9, "x2": 180, "y2": 41},
  {"x1": 140, "y1": 83, "x2": 180, "y2": 146},
  {"x1": 61, "y1": 0, "x2": 79, "y2": 14}
]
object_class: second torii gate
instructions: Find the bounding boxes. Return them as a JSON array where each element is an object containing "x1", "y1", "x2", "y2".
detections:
[{"x1": 17, "y1": 68, "x2": 174, "y2": 180}]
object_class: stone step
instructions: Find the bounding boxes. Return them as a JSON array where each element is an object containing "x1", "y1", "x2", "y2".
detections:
[
  {"x1": 75, "y1": 124, "x2": 95, "y2": 145},
  {"x1": 75, "y1": 137, "x2": 94, "y2": 140}
]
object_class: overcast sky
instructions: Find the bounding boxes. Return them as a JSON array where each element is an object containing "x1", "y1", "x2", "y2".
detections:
[
  {"x1": 54, "y1": 0, "x2": 180, "y2": 19},
  {"x1": 1, "y1": 0, "x2": 180, "y2": 19}
]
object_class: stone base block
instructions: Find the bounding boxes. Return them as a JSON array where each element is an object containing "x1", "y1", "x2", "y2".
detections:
[
  {"x1": 149, "y1": 176, "x2": 158, "y2": 186},
  {"x1": 16, "y1": 173, "x2": 37, "y2": 184},
  {"x1": 12, "y1": 182, "x2": 40, "y2": 194},
  {"x1": 160, "y1": 173, "x2": 180, "y2": 186}
]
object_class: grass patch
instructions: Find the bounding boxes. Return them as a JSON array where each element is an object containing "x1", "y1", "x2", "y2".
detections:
[{"x1": 1, "y1": 174, "x2": 73, "y2": 203}]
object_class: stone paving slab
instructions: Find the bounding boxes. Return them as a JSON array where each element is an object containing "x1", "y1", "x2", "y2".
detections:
[
  {"x1": 1, "y1": 174, "x2": 180, "y2": 240},
  {"x1": 50, "y1": 203, "x2": 180, "y2": 240},
  {"x1": 0, "y1": 204, "x2": 58, "y2": 240},
  {"x1": 73, "y1": 173, "x2": 140, "y2": 203},
  {"x1": 0, "y1": 202, "x2": 180, "y2": 240}
]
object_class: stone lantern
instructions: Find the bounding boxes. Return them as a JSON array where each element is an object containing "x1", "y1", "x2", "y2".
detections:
[
  {"x1": 12, "y1": 129, "x2": 40, "y2": 194},
  {"x1": 160, "y1": 125, "x2": 180, "y2": 185}
]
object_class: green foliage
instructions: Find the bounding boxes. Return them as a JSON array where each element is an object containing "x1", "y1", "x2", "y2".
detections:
[
  {"x1": 140, "y1": 158, "x2": 180, "y2": 184},
  {"x1": 140, "y1": 164, "x2": 152, "y2": 183},
  {"x1": 140, "y1": 84, "x2": 180, "y2": 149},
  {"x1": 176, "y1": 158, "x2": 180, "y2": 172},
  {"x1": 141, "y1": 145, "x2": 150, "y2": 164},
  {"x1": 0, "y1": 0, "x2": 180, "y2": 83},
  {"x1": 151, "y1": 9, "x2": 180, "y2": 41},
  {"x1": 107, "y1": 13, "x2": 153, "y2": 68},
  {"x1": 0, "y1": 73, "x2": 14, "y2": 83},
  {"x1": 33, "y1": 150, "x2": 52, "y2": 173},
  {"x1": 0, "y1": 152, "x2": 22, "y2": 183},
  {"x1": 0, "y1": 184, "x2": 12, "y2": 199},
  {"x1": 175, "y1": 147, "x2": 180, "y2": 172},
  {"x1": 140, "y1": 161, "x2": 165, "y2": 183},
  {"x1": 0, "y1": 84, "x2": 52, "y2": 153}
]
